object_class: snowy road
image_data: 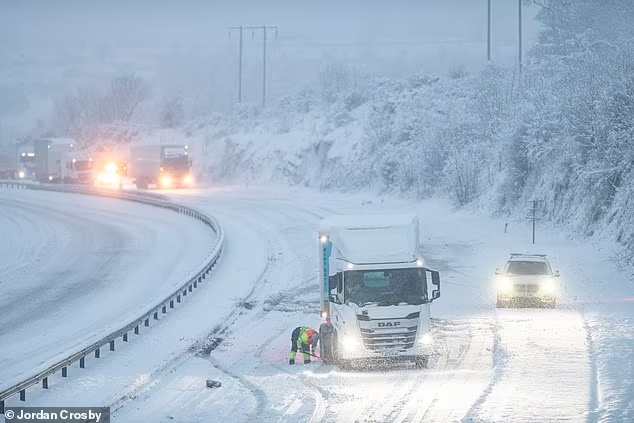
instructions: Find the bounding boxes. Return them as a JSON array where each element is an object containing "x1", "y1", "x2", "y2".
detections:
[
  {"x1": 0, "y1": 189, "x2": 215, "y2": 390},
  {"x1": 5, "y1": 186, "x2": 632, "y2": 422}
]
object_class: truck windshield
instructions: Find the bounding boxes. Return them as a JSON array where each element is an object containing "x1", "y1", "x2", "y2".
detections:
[
  {"x1": 344, "y1": 268, "x2": 428, "y2": 306},
  {"x1": 506, "y1": 261, "x2": 550, "y2": 275}
]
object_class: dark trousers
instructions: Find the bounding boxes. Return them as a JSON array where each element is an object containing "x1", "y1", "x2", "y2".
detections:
[
  {"x1": 290, "y1": 327, "x2": 310, "y2": 361},
  {"x1": 290, "y1": 327, "x2": 301, "y2": 353}
]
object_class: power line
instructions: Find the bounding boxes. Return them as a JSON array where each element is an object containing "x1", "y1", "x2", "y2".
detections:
[{"x1": 229, "y1": 25, "x2": 278, "y2": 107}]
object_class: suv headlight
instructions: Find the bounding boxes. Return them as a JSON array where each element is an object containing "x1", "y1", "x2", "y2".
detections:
[
  {"x1": 497, "y1": 277, "x2": 513, "y2": 293},
  {"x1": 541, "y1": 279, "x2": 556, "y2": 293}
]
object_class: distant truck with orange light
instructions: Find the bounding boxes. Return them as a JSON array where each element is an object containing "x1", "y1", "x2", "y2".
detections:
[{"x1": 129, "y1": 144, "x2": 192, "y2": 189}]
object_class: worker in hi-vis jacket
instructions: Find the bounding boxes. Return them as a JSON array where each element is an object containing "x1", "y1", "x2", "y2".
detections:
[{"x1": 289, "y1": 326, "x2": 319, "y2": 364}]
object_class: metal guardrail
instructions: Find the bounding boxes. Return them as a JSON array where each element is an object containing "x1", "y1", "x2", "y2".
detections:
[{"x1": 0, "y1": 182, "x2": 224, "y2": 414}]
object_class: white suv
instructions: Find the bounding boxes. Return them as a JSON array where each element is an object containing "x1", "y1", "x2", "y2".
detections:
[{"x1": 494, "y1": 253, "x2": 560, "y2": 308}]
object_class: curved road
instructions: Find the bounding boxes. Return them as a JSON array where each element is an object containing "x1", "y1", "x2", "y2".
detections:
[
  {"x1": 0, "y1": 189, "x2": 215, "y2": 389},
  {"x1": 7, "y1": 186, "x2": 626, "y2": 422}
]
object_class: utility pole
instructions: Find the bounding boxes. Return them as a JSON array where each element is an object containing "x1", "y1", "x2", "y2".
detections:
[
  {"x1": 228, "y1": 26, "x2": 244, "y2": 103},
  {"x1": 487, "y1": 0, "x2": 492, "y2": 62},
  {"x1": 244, "y1": 25, "x2": 278, "y2": 107},
  {"x1": 518, "y1": 0, "x2": 523, "y2": 77},
  {"x1": 526, "y1": 199, "x2": 541, "y2": 244}
]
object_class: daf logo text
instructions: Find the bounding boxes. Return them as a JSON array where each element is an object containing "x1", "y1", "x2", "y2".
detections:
[{"x1": 378, "y1": 322, "x2": 400, "y2": 327}]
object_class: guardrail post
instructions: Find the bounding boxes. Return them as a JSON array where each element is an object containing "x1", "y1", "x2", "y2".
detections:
[
  {"x1": 43, "y1": 377, "x2": 48, "y2": 389},
  {"x1": 189, "y1": 284, "x2": 193, "y2": 292},
  {"x1": 135, "y1": 326, "x2": 140, "y2": 334},
  {"x1": 203, "y1": 272, "x2": 207, "y2": 279},
  {"x1": 95, "y1": 348, "x2": 100, "y2": 358},
  {"x1": 20, "y1": 389, "x2": 25, "y2": 401},
  {"x1": 144, "y1": 318, "x2": 150, "y2": 327},
  {"x1": 154, "y1": 311, "x2": 159, "y2": 320},
  {"x1": 194, "y1": 280, "x2": 198, "y2": 288},
  {"x1": 162, "y1": 305, "x2": 167, "y2": 313},
  {"x1": 183, "y1": 289, "x2": 188, "y2": 297},
  {"x1": 110, "y1": 340, "x2": 115, "y2": 351},
  {"x1": 177, "y1": 295, "x2": 181, "y2": 303},
  {"x1": 62, "y1": 367, "x2": 68, "y2": 377},
  {"x1": 123, "y1": 332, "x2": 128, "y2": 342},
  {"x1": 170, "y1": 299, "x2": 174, "y2": 308},
  {"x1": 80, "y1": 357, "x2": 85, "y2": 368}
]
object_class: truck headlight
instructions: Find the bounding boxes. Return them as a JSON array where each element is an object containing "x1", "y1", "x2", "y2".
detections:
[
  {"x1": 341, "y1": 336, "x2": 362, "y2": 353},
  {"x1": 418, "y1": 332, "x2": 432, "y2": 345},
  {"x1": 497, "y1": 278, "x2": 513, "y2": 293},
  {"x1": 183, "y1": 175, "x2": 192, "y2": 185},
  {"x1": 18, "y1": 171, "x2": 25, "y2": 179},
  {"x1": 541, "y1": 279, "x2": 556, "y2": 293},
  {"x1": 161, "y1": 176, "x2": 172, "y2": 187}
]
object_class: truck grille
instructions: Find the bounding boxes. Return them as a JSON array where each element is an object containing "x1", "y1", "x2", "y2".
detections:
[
  {"x1": 357, "y1": 313, "x2": 419, "y2": 351},
  {"x1": 514, "y1": 284, "x2": 539, "y2": 293}
]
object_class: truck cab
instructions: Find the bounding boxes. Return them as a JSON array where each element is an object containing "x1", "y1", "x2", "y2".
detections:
[
  {"x1": 318, "y1": 214, "x2": 441, "y2": 369},
  {"x1": 61, "y1": 153, "x2": 94, "y2": 185}
]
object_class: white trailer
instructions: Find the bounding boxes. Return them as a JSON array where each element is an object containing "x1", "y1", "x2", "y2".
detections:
[
  {"x1": 33, "y1": 138, "x2": 76, "y2": 182},
  {"x1": 318, "y1": 213, "x2": 441, "y2": 369}
]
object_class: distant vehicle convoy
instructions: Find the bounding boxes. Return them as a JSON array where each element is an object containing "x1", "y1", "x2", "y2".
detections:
[
  {"x1": 0, "y1": 138, "x2": 193, "y2": 190},
  {"x1": 494, "y1": 253, "x2": 560, "y2": 308}
]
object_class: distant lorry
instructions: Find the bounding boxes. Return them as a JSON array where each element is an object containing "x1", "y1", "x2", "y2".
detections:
[
  {"x1": 60, "y1": 152, "x2": 95, "y2": 185},
  {"x1": 318, "y1": 214, "x2": 441, "y2": 369},
  {"x1": 17, "y1": 144, "x2": 36, "y2": 180},
  {"x1": 0, "y1": 144, "x2": 18, "y2": 179},
  {"x1": 32, "y1": 138, "x2": 76, "y2": 183},
  {"x1": 129, "y1": 144, "x2": 192, "y2": 189}
]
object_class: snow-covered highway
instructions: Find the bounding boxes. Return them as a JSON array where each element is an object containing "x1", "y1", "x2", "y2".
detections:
[
  {"x1": 2, "y1": 186, "x2": 632, "y2": 422},
  {"x1": 0, "y1": 189, "x2": 215, "y2": 392}
]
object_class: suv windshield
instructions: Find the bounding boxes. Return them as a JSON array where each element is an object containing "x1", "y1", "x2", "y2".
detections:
[
  {"x1": 344, "y1": 268, "x2": 428, "y2": 306},
  {"x1": 506, "y1": 261, "x2": 550, "y2": 275}
]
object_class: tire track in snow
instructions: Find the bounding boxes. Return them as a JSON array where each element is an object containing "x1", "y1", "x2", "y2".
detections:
[
  {"x1": 113, "y1": 197, "x2": 326, "y2": 420},
  {"x1": 108, "y1": 216, "x2": 273, "y2": 415},
  {"x1": 391, "y1": 329, "x2": 451, "y2": 423},
  {"x1": 466, "y1": 310, "x2": 592, "y2": 422}
]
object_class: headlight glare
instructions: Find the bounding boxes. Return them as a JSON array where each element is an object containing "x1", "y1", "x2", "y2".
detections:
[
  {"x1": 419, "y1": 332, "x2": 433, "y2": 345},
  {"x1": 497, "y1": 277, "x2": 513, "y2": 293}
]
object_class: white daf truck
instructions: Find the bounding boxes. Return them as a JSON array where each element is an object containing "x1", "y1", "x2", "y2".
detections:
[{"x1": 318, "y1": 213, "x2": 441, "y2": 369}]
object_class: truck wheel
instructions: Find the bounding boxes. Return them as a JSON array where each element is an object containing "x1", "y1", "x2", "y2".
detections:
[
  {"x1": 319, "y1": 323, "x2": 334, "y2": 362},
  {"x1": 414, "y1": 356, "x2": 429, "y2": 369}
]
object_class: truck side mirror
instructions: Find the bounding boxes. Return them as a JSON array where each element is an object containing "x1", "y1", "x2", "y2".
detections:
[
  {"x1": 553, "y1": 270, "x2": 560, "y2": 277},
  {"x1": 429, "y1": 269, "x2": 440, "y2": 301},
  {"x1": 494, "y1": 268, "x2": 501, "y2": 275},
  {"x1": 329, "y1": 294, "x2": 340, "y2": 304}
]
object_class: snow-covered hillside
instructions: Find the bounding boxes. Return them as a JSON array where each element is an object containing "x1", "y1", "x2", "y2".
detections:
[{"x1": 129, "y1": 1, "x2": 634, "y2": 269}]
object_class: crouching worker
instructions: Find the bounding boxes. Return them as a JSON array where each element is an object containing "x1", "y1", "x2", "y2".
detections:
[{"x1": 289, "y1": 327, "x2": 319, "y2": 365}]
